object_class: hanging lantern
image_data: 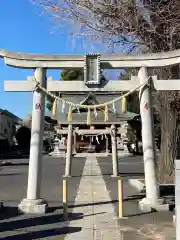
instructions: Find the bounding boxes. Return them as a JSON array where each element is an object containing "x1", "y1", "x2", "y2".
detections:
[
  {"x1": 87, "y1": 107, "x2": 92, "y2": 125},
  {"x1": 94, "y1": 107, "x2": 97, "y2": 118},
  {"x1": 62, "y1": 101, "x2": 65, "y2": 113},
  {"x1": 104, "y1": 104, "x2": 109, "y2": 122},
  {"x1": 77, "y1": 107, "x2": 81, "y2": 114},
  {"x1": 68, "y1": 105, "x2": 73, "y2": 121},
  {"x1": 52, "y1": 98, "x2": 57, "y2": 118},
  {"x1": 122, "y1": 96, "x2": 127, "y2": 113},
  {"x1": 96, "y1": 136, "x2": 100, "y2": 144},
  {"x1": 112, "y1": 101, "x2": 116, "y2": 113}
]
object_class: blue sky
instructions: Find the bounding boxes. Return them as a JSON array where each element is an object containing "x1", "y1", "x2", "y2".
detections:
[{"x1": 0, "y1": 1, "x2": 121, "y2": 119}]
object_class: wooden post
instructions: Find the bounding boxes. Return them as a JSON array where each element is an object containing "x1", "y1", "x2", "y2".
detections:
[
  {"x1": 73, "y1": 131, "x2": 76, "y2": 154},
  {"x1": 65, "y1": 124, "x2": 72, "y2": 177},
  {"x1": 106, "y1": 136, "x2": 109, "y2": 154},
  {"x1": 118, "y1": 179, "x2": 124, "y2": 218},
  {"x1": 63, "y1": 178, "x2": 68, "y2": 218},
  {"x1": 111, "y1": 124, "x2": 119, "y2": 176}
]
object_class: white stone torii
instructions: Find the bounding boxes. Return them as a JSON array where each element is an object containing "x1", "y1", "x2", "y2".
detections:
[{"x1": 0, "y1": 49, "x2": 179, "y2": 237}]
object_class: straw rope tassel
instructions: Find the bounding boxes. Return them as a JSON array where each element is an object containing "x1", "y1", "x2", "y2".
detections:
[
  {"x1": 87, "y1": 107, "x2": 91, "y2": 125},
  {"x1": 32, "y1": 74, "x2": 148, "y2": 114},
  {"x1": 52, "y1": 98, "x2": 57, "y2": 118},
  {"x1": 68, "y1": 105, "x2": 73, "y2": 122},
  {"x1": 122, "y1": 96, "x2": 127, "y2": 113},
  {"x1": 104, "y1": 104, "x2": 109, "y2": 122}
]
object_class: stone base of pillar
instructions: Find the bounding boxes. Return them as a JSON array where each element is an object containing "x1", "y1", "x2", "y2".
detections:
[
  {"x1": 49, "y1": 150, "x2": 66, "y2": 157},
  {"x1": 18, "y1": 198, "x2": 48, "y2": 214},
  {"x1": 117, "y1": 150, "x2": 132, "y2": 157},
  {"x1": 139, "y1": 197, "x2": 169, "y2": 212}
]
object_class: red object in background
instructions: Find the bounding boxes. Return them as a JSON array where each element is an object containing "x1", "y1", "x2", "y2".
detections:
[
  {"x1": 144, "y1": 102, "x2": 149, "y2": 110},
  {"x1": 35, "y1": 103, "x2": 42, "y2": 110}
]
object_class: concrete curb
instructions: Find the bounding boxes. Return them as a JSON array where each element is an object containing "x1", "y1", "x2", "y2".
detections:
[
  {"x1": 128, "y1": 179, "x2": 145, "y2": 192},
  {"x1": 128, "y1": 180, "x2": 175, "y2": 193}
]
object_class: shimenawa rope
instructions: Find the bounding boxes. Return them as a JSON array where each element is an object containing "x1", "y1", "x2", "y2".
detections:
[{"x1": 32, "y1": 75, "x2": 150, "y2": 123}]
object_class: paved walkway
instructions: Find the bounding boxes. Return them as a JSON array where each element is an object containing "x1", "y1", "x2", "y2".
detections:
[
  {"x1": 65, "y1": 156, "x2": 122, "y2": 240},
  {"x1": 65, "y1": 156, "x2": 175, "y2": 239},
  {"x1": 0, "y1": 155, "x2": 175, "y2": 239}
]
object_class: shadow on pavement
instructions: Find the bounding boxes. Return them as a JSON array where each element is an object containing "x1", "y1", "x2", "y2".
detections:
[
  {"x1": 72, "y1": 173, "x2": 144, "y2": 178},
  {"x1": 160, "y1": 185, "x2": 174, "y2": 196},
  {"x1": 140, "y1": 184, "x2": 175, "y2": 209},
  {"x1": 0, "y1": 227, "x2": 82, "y2": 240},
  {"x1": 0, "y1": 173, "x2": 24, "y2": 177},
  {"x1": 71, "y1": 173, "x2": 111, "y2": 177},
  {"x1": 0, "y1": 207, "x2": 22, "y2": 221},
  {"x1": 48, "y1": 200, "x2": 119, "y2": 212},
  {"x1": 0, "y1": 210, "x2": 105, "y2": 231},
  {"x1": 0, "y1": 155, "x2": 29, "y2": 160},
  {"x1": 1, "y1": 162, "x2": 29, "y2": 167},
  {"x1": 0, "y1": 212, "x2": 82, "y2": 233},
  {"x1": 160, "y1": 185, "x2": 175, "y2": 211},
  {"x1": 140, "y1": 184, "x2": 175, "y2": 195},
  {"x1": 0, "y1": 210, "x2": 106, "y2": 239},
  {"x1": 124, "y1": 194, "x2": 145, "y2": 201},
  {"x1": 125, "y1": 211, "x2": 153, "y2": 217},
  {"x1": 119, "y1": 172, "x2": 144, "y2": 176}
]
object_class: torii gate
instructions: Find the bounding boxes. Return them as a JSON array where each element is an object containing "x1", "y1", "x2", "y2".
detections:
[{"x1": 0, "y1": 49, "x2": 179, "y2": 235}]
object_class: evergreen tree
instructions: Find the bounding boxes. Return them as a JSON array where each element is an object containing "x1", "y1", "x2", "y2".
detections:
[{"x1": 46, "y1": 69, "x2": 84, "y2": 111}]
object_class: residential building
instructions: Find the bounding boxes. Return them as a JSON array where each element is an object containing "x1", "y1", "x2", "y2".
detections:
[{"x1": 0, "y1": 109, "x2": 23, "y2": 147}]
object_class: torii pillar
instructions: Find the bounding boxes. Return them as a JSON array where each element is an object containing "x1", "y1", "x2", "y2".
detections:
[{"x1": 18, "y1": 68, "x2": 48, "y2": 214}]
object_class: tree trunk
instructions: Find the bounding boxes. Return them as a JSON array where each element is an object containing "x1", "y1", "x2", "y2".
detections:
[{"x1": 158, "y1": 97, "x2": 177, "y2": 184}]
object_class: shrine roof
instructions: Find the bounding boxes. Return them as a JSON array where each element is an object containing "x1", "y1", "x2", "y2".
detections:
[
  {"x1": 55, "y1": 92, "x2": 139, "y2": 124},
  {"x1": 56, "y1": 111, "x2": 139, "y2": 125}
]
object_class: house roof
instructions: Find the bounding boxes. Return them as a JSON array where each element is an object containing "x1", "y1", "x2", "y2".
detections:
[
  {"x1": 72, "y1": 93, "x2": 114, "y2": 114},
  {"x1": 0, "y1": 108, "x2": 22, "y2": 124}
]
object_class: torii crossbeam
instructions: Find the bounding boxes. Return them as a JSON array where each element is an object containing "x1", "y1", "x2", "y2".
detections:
[{"x1": 0, "y1": 49, "x2": 180, "y2": 234}]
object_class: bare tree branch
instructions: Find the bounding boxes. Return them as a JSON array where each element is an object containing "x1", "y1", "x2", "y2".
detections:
[
  {"x1": 31, "y1": 0, "x2": 180, "y2": 52},
  {"x1": 31, "y1": 0, "x2": 180, "y2": 183}
]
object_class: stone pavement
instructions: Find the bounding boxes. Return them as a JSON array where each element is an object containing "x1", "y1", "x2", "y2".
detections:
[
  {"x1": 0, "y1": 156, "x2": 86, "y2": 239},
  {"x1": 97, "y1": 156, "x2": 175, "y2": 239},
  {"x1": 65, "y1": 156, "x2": 123, "y2": 240},
  {"x1": 65, "y1": 155, "x2": 175, "y2": 239},
  {"x1": 0, "y1": 155, "x2": 175, "y2": 239}
]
